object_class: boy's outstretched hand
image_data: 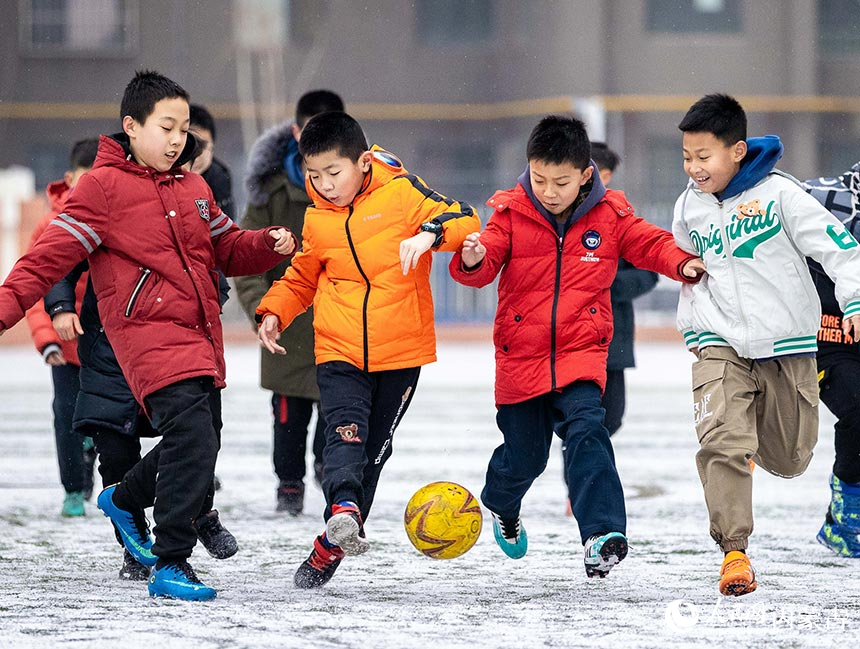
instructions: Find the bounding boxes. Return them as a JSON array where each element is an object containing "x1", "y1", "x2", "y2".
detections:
[
  {"x1": 270, "y1": 228, "x2": 296, "y2": 256},
  {"x1": 460, "y1": 232, "x2": 486, "y2": 269},
  {"x1": 681, "y1": 257, "x2": 706, "y2": 279},
  {"x1": 258, "y1": 314, "x2": 286, "y2": 355},
  {"x1": 400, "y1": 231, "x2": 437, "y2": 275},
  {"x1": 843, "y1": 314, "x2": 860, "y2": 341}
]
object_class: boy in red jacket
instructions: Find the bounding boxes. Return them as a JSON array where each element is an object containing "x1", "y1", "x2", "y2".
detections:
[
  {"x1": 25, "y1": 137, "x2": 99, "y2": 517},
  {"x1": 0, "y1": 70, "x2": 296, "y2": 600},
  {"x1": 450, "y1": 115, "x2": 704, "y2": 578}
]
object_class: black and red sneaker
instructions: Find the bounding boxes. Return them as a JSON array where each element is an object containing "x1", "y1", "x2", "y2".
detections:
[
  {"x1": 326, "y1": 501, "x2": 369, "y2": 556},
  {"x1": 294, "y1": 535, "x2": 345, "y2": 589}
]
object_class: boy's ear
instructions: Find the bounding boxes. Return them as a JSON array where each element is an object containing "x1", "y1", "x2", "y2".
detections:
[
  {"x1": 122, "y1": 115, "x2": 137, "y2": 138},
  {"x1": 359, "y1": 150, "x2": 373, "y2": 173},
  {"x1": 580, "y1": 164, "x2": 594, "y2": 185},
  {"x1": 731, "y1": 140, "x2": 748, "y2": 162},
  {"x1": 63, "y1": 170, "x2": 75, "y2": 186},
  {"x1": 291, "y1": 122, "x2": 302, "y2": 142}
]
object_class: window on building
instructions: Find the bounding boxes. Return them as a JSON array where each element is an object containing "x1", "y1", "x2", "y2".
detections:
[
  {"x1": 818, "y1": 0, "x2": 860, "y2": 54},
  {"x1": 639, "y1": 137, "x2": 688, "y2": 231},
  {"x1": 646, "y1": 0, "x2": 742, "y2": 33},
  {"x1": 416, "y1": 0, "x2": 494, "y2": 44},
  {"x1": 20, "y1": 0, "x2": 137, "y2": 54}
]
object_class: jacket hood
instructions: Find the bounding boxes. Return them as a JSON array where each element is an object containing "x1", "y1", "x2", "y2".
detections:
[
  {"x1": 245, "y1": 121, "x2": 297, "y2": 207},
  {"x1": 305, "y1": 145, "x2": 409, "y2": 210},
  {"x1": 717, "y1": 135, "x2": 783, "y2": 200},
  {"x1": 46, "y1": 179, "x2": 71, "y2": 213},
  {"x1": 516, "y1": 161, "x2": 606, "y2": 233},
  {"x1": 96, "y1": 131, "x2": 198, "y2": 174}
]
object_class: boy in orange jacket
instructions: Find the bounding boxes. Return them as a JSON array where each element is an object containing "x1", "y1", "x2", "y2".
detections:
[{"x1": 256, "y1": 111, "x2": 480, "y2": 588}]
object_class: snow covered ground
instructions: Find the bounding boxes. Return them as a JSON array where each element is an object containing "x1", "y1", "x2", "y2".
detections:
[{"x1": 0, "y1": 340, "x2": 857, "y2": 649}]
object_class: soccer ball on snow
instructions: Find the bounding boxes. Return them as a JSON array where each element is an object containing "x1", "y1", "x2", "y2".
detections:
[{"x1": 403, "y1": 481, "x2": 482, "y2": 559}]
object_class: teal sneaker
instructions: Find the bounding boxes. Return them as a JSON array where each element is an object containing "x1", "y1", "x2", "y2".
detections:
[
  {"x1": 96, "y1": 485, "x2": 156, "y2": 567},
  {"x1": 584, "y1": 532, "x2": 628, "y2": 578},
  {"x1": 148, "y1": 560, "x2": 216, "y2": 601},
  {"x1": 491, "y1": 512, "x2": 528, "y2": 559},
  {"x1": 817, "y1": 518, "x2": 860, "y2": 558},
  {"x1": 61, "y1": 491, "x2": 86, "y2": 517}
]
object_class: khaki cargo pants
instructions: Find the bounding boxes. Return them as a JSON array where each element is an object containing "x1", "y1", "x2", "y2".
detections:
[{"x1": 691, "y1": 346, "x2": 819, "y2": 552}]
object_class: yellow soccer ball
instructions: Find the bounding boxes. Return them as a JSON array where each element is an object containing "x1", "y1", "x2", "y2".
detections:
[{"x1": 404, "y1": 481, "x2": 482, "y2": 559}]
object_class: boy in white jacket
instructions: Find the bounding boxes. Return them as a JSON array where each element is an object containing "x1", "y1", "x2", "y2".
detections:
[{"x1": 672, "y1": 94, "x2": 860, "y2": 597}]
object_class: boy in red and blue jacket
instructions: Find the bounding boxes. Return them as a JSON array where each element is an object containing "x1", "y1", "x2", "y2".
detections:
[
  {"x1": 0, "y1": 70, "x2": 295, "y2": 600},
  {"x1": 450, "y1": 115, "x2": 703, "y2": 578}
]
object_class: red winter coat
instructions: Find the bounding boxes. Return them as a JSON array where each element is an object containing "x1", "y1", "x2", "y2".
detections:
[
  {"x1": 24, "y1": 180, "x2": 87, "y2": 366},
  {"x1": 0, "y1": 134, "x2": 288, "y2": 403},
  {"x1": 450, "y1": 182, "x2": 697, "y2": 406}
]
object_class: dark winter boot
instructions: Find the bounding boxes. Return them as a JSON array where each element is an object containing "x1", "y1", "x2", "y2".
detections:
[{"x1": 193, "y1": 509, "x2": 238, "y2": 559}]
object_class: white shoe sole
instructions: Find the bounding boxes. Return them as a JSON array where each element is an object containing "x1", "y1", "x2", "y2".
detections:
[{"x1": 326, "y1": 513, "x2": 369, "y2": 556}]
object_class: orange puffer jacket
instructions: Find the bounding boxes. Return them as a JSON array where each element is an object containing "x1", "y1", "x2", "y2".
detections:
[{"x1": 257, "y1": 146, "x2": 480, "y2": 371}]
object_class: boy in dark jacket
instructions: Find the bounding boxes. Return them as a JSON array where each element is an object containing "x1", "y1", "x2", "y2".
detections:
[
  {"x1": 0, "y1": 70, "x2": 296, "y2": 601},
  {"x1": 803, "y1": 162, "x2": 860, "y2": 558},
  {"x1": 450, "y1": 115, "x2": 703, "y2": 578},
  {"x1": 48, "y1": 261, "x2": 238, "y2": 581},
  {"x1": 235, "y1": 90, "x2": 344, "y2": 515}
]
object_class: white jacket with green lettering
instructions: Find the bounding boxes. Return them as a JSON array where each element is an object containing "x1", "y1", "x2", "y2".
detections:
[{"x1": 673, "y1": 165, "x2": 860, "y2": 360}]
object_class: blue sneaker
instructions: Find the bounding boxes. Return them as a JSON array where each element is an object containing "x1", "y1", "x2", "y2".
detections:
[
  {"x1": 830, "y1": 475, "x2": 860, "y2": 531},
  {"x1": 96, "y1": 485, "x2": 156, "y2": 567},
  {"x1": 491, "y1": 512, "x2": 528, "y2": 559},
  {"x1": 817, "y1": 518, "x2": 860, "y2": 558},
  {"x1": 584, "y1": 532, "x2": 628, "y2": 578},
  {"x1": 148, "y1": 560, "x2": 216, "y2": 601}
]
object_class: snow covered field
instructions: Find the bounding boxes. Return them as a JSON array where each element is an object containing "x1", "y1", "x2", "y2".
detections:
[{"x1": 0, "y1": 340, "x2": 857, "y2": 649}]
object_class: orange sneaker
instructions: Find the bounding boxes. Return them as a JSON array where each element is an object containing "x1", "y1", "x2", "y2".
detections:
[{"x1": 719, "y1": 550, "x2": 757, "y2": 596}]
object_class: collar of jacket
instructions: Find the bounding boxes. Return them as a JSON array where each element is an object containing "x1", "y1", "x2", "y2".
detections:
[
  {"x1": 515, "y1": 160, "x2": 606, "y2": 234},
  {"x1": 712, "y1": 134, "x2": 783, "y2": 201},
  {"x1": 304, "y1": 144, "x2": 409, "y2": 210},
  {"x1": 244, "y1": 121, "x2": 298, "y2": 207},
  {"x1": 96, "y1": 131, "x2": 198, "y2": 176}
]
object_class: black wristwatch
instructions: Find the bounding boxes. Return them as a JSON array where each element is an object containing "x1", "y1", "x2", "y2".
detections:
[{"x1": 419, "y1": 220, "x2": 444, "y2": 248}]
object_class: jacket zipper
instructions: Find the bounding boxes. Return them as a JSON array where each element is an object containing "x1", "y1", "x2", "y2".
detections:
[
  {"x1": 718, "y1": 199, "x2": 749, "y2": 354},
  {"x1": 125, "y1": 268, "x2": 152, "y2": 317},
  {"x1": 344, "y1": 205, "x2": 371, "y2": 370},
  {"x1": 550, "y1": 234, "x2": 563, "y2": 390}
]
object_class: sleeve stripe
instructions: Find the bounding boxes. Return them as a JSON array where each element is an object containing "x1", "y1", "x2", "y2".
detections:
[
  {"x1": 56, "y1": 212, "x2": 103, "y2": 246},
  {"x1": 209, "y1": 213, "x2": 229, "y2": 230},
  {"x1": 210, "y1": 219, "x2": 234, "y2": 238},
  {"x1": 49, "y1": 219, "x2": 96, "y2": 253}
]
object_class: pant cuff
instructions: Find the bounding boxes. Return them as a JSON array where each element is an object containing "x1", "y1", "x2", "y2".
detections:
[{"x1": 720, "y1": 539, "x2": 748, "y2": 552}]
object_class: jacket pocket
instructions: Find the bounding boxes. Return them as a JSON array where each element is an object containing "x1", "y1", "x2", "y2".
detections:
[
  {"x1": 494, "y1": 308, "x2": 525, "y2": 353},
  {"x1": 124, "y1": 268, "x2": 162, "y2": 318}
]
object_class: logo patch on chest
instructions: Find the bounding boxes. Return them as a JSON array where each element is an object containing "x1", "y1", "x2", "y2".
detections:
[
  {"x1": 195, "y1": 199, "x2": 210, "y2": 222},
  {"x1": 582, "y1": 230, "x2": 602, "y2": 250}
]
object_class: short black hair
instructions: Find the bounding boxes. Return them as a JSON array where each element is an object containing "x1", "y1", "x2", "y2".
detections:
[
  {"x1": 189, "y1": 104, "x2": 216, "y2": 140},
  {"x1": 298, "y1": 111, "x2": 368, "y2": 162},
  {"x1": 590, "y1": 142, "x2": 620, "y2": 172},
  {"x1": 678, "y1": 93, "x2": 747, "y2": 146},
  {"x1": 296, "y1": 90, "x2": 345, "y2": 128},
  {"x1": 69, "y1": 137, "x2": 99, "y2": 170},
  {"x1": 120, "y1": 70, "x2": 189, "y2": 125},
  {"x1": 526, "y1": 115, "x2": 591, "y2": 171}
]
